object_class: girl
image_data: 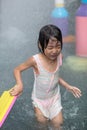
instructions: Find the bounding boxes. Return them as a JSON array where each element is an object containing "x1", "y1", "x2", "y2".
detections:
[{"x1": 10, "y1": 24, "x2": 81, "y2": 130}]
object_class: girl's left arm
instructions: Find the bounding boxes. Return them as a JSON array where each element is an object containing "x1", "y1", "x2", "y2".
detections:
[{"x1": 58, "y1": 77, "x2": 82, "y2": 98}]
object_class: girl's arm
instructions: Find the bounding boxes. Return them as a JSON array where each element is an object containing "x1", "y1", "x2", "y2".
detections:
[
  {"x1": 10, "y1": 56, "x2": 36, "y2": 96},
  {"x1": 58, "y1": 77, "x2": 82, "y2": 98}
]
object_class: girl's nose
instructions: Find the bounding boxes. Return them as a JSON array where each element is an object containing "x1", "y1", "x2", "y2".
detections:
[{"x1": 52, "y1": 48, "x2": 58, "y2": 53}]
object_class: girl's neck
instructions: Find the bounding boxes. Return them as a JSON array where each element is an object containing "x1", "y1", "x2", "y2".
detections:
[
  {"x1": 41, "y1": 53, "x2": 57, "y2": 62},
  {"x1": 39, "y1": 53, "x2": 58, "y2": 72}
]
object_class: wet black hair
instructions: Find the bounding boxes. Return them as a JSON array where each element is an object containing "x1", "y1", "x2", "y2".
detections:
[{"x1": 38, "y1": 24, "x2": 63, "y2": 53}]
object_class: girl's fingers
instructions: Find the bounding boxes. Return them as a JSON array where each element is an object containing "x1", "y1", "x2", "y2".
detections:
[
  {"x1": 9, "y1": 88, "x2": 19, "y2": 96},
  {"x1": 9, "y1": 85, "x2": 23, "y2": 96},
  {"x1": 72, "y1": 89, "x2": 82, "y2": 98}
]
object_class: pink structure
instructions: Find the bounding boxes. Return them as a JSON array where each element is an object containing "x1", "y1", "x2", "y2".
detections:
[{"x1": 76, "y1": 0, "x2": 87, "y2": 57}]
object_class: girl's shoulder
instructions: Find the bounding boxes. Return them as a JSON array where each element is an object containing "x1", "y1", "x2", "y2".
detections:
[
  {"x1": 32, "y1": 53, "x2": 41, "y2": 64},
  {"x1": 33, "y1": 53, "x2": 42, "y2": 61},
  {"x1": 33, "y1": 53, "x2": 41, "y2": 57},
  {"x1": 58, "y1": 53, "x2": 63, "y2": 67}
]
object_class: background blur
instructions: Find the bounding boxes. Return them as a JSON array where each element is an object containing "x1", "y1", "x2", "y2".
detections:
[{"x1": 0, "y1": 0, "x2": 87, "y2": 130}]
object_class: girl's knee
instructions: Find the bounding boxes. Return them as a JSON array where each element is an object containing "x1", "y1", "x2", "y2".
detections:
[
  {"x1": 51, "y1": 111, "x2": 63, "y2": 128},
  {"x1": 52, "y1": 120, "x2": 63, "y2": 129}
]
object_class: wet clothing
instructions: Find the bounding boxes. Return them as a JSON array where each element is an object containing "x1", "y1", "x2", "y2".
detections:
[{"x1": 32, "y1": 54, "x2": 62, "y2": 119}]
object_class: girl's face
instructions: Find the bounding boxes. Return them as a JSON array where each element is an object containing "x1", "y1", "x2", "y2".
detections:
[{"x1": 44, "y1": 37, "x2": 61, "y2": 61}]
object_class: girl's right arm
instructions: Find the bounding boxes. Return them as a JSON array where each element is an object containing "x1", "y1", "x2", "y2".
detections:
[{"x1": 10, "y1": 56, "x2": 36, "y2": 96}]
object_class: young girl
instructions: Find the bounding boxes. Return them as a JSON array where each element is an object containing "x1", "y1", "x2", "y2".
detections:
[{"x1": 10, "y1": 24, "x2": 81, "y2": 130}]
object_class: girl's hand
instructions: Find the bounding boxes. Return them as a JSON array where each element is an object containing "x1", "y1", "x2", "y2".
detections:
[
  {"x1": 68, "y1": 86, "x2": 82, "y2": 98},
  {"x1": 9, "y1": 84, "x2": 23, "y2": 96}
]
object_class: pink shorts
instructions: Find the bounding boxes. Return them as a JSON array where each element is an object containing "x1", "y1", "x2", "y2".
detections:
[{"x1": 32, "y1": 94, "x2": 62, "y2": 120}]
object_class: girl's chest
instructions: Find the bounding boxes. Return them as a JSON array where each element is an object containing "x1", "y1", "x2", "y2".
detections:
[{"x1": 40, "y1": 60, "x2": 58, "y2": 73}]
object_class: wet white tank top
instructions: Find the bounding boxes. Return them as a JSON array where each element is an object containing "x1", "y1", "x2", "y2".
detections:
[{"x1": 32, "y1": 54, "x2": 62, "y2": 100}]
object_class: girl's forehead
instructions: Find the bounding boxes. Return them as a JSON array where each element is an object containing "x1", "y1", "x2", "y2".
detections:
[
  {"x1": 49, "y1": 37, "x2": 58, "y2": 42},
  {"x1": 47, "y1": 37, "x2": 61, "y2": 46}
]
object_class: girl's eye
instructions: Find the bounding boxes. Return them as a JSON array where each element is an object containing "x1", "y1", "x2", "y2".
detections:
[
  {"x1": 47, "y1": 47, "x2": 53, "y2": 50},
  {"x1": 57, "y1": 45, "x2": 61, "y2": 49},
  {"x1": 47, "y1": 45, "x2": 61, "y2": 50}
]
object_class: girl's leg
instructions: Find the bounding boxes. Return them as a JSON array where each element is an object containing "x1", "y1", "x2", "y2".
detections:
[
  {"x1": 34, "y1": 107, "x2": 48, "y2": 124},
  {"x1": 51, "y1": 111, "x2": 63, "y2": 130}
]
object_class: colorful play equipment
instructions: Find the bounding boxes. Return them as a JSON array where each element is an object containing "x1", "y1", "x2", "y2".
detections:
[
  {"x1": 76, "y1": 0, "x2": 87, "y2": 57},
  {"x1": 0, "y1": 90, "x2": 17, "y2": 127},
  {"x1": 51, "y1": 0, "x2": 68, "y2": 37}
]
